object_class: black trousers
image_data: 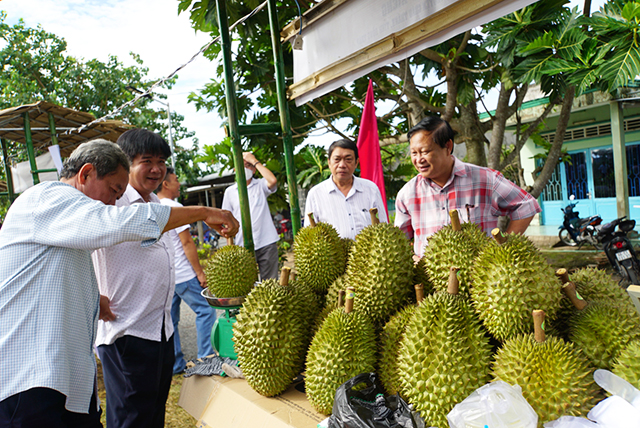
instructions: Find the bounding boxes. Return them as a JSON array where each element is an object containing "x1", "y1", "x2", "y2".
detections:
[
  {"x1": 0, "y1": 384, "x2": 101, "y2": 428},
  {"x1": 97, "y1": 332, "x2": 174, "y2": 428}
]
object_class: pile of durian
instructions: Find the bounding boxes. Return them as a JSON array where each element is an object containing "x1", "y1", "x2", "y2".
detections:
[{"x1": 206, "y1": 209, "x2": 640, "y2": 428}]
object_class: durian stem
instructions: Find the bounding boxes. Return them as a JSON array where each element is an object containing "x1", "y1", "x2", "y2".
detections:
[
  {"x1": 345, "y1": 287, "x2": 355, "y2": 313},
  {"x1": 307, "y1": 213, "x2": 316, "y2": 227},
  {"x1": 447, "y1": 267, "x2": 460, "y2": 295},
  {"x1": 555, "y1": 268, "x2": 570, "y2": 284},
  {"x1": 562, "y1": 282, "x2": 588, "y2": 310},
  {"x1": 338, "y1": 290, "x2": 345, "y2": 308},
  {"x1": 369, "y1": 208, "x2": 379, "y2": 225},
  {"x1": 280, "y1": 267, "x2": 291, "y2": 286},
  {"x1": 532, "y1": 310, "x2": 546, "y2": 343},
  {"x1": 227, "y1": 237, "x2": 234, "y2": 246},
  {"x1": 449, "y1": 210, "x2": 462, "y2": 231},
  {"x1": 414, "y1": 283, "x2": 424, "y2": 303},
  {"x1": 491, "y1": 228, "x2": 507, "y2": 244}
]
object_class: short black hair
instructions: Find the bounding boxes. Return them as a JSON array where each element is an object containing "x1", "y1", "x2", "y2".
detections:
[
  {"x1": 327, "y1": 139, "x2": 358, "y2": 160},
  {"x1": 60, "y1": 139, "x2": 130, "y2": 179},
  {"x1": 156, "y1": 166, "x2": 176, "y2": 193},
  {"x1": 407, "y1": 116, "x2": 455, "y2": 151},
  {"x1": 116, "y1": 128, "x2": 171, "y2": 162}
]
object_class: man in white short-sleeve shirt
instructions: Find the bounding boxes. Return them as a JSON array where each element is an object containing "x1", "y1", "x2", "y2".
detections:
[
  {"x1": 222, "y1": 152, "x2": 280, "y2": 280},
  {"x1": 305, "y1": 139, "x2": 387, "y2": 239}
]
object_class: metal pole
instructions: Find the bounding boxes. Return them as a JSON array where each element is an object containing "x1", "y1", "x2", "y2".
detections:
[
  {"x1": 23, "y1": 113, "x2": 39, "y2": 185},
  {"x1": 267, "y1": 0, "x2": 301, "y2": 236},
  {"x1": 166, "y1": 102, "x2": 176, "y2": 170},
  {"x1": 216, "y1": 0, "x2": 255, "y2": 252},
  {"x1": 1, "y1": 138, "x2": 15, "y2": 202}
]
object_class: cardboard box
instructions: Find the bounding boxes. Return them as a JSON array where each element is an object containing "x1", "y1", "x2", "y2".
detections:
[{"x1": 179, "y1": 374, "x2": 325, "y2": 428}]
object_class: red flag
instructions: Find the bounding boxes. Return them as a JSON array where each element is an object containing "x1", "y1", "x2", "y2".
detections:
[{"x1": 357, "y1": 79, "x2": 388, "y2": 220}]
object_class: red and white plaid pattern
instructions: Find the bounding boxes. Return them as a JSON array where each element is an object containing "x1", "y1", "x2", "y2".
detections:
[{"x1": 395, "y1": 157, "x2": 541, "y2": 256}]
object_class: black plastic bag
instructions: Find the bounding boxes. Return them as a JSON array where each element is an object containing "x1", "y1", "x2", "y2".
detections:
[{"x1": 328, "y1": 373, "x2": 423, "y2": 428}]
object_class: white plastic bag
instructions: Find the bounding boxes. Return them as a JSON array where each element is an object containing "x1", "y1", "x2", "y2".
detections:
[
  {"x1": 543, "y1": 416, "x2": 598, "y2": 428},
  {"x1": 447, "y1": 381, "x2": 537, "y2": 428},
  {"x1": 587, "y1": 395, "x2": 640, "y2": 428}
]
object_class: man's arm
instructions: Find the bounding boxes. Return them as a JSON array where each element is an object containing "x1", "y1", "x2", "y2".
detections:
[
  {"x1": 505, "y1": 216, "x2": 535, "y2": 235},
  {"x1": 164, "y1": 206, "x2": 239, "y2": 238},
  {"x1": 179, "y1": 229, "x2": 207, "y2": 288}
]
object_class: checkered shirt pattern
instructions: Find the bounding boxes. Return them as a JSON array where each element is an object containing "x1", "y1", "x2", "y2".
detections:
[
  {"x1": 395, "y1": 157, "x2": 540, "y2": 257},
  {"x1": 0, "y1": 181, "x2": 170, "y2": 413}
]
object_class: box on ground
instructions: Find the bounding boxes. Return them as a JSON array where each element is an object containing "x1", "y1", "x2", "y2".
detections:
[{"x1": 179, "y1": 374, "x2": 325, "y2": 428}]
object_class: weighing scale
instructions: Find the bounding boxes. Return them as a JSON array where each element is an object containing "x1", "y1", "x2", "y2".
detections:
[{"x1": 201, "y1": 288, "x2": 245, "y2": 359}]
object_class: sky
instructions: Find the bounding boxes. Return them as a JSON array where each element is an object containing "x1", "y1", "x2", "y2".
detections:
[{"x1": 0, "y1": 0, "x2": 607, "y2": 153}]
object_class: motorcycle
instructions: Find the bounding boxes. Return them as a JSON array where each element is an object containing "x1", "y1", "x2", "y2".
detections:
[
  {"x1": 598, "y1": 216, "x2": 640, "y2": 286},
  {"x1": 558, "y1": 196, "x2": 603, "y2": 249}
]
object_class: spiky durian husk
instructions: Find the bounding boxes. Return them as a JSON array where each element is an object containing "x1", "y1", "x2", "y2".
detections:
[
  {"x1": 567, "y1": 300, "x2": 640, "y2": 369},
  {"x1": 305, "y1": 308, "x2": 377, "y2": 415},
  {"x1": 345, "y1": 223, "x2": 414, "y2": 327},
  {"x1": 206, "y1": 245, "x2": 258, "y2": 297},
  {"x1": 294, "y1": 222, "x2": 346, "y2": 293},
  {"x1": 396, "y1": 293, "x2": 491, "y2": 427},
  {"x1": 421, "y1": 222, "x2": 489, "y2": 295},
  {"x1": 233, "y1": 279, "x2": 311, "y2": 396},
  {"x1": 311, "y1": 275, "x2": 348, "y2": 336},
  {"x1": 340, "y1": 238, "x2": 355, "y2": 265},
  {"x1": 378, "y1": 305, "x2": 415, "y2": 395},
  {"x1": 470, "y1": 234, "x2": 562, "y2": 341},
  {"x1": 613, "y1": 339, "x2": 640, "y2": 390},
  {"x1": 492, "y1": 334, "x2": 599, "y2": 426},
  {"x1": 413, "y1": 256, "x2": 434, "y2": 295}
]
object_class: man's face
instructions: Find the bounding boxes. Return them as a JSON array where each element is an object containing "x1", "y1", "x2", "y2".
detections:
[
  {"x1": 328, "y1": 147, "x2": 358, "y2": 181},
  {"x1": 129, "y1": 153, "x2": 167, "y2": 198},
  {"x1": 164, "y1": 173, "x2": 181, "y2": 198},
  {"x1": 83, "y1": 164, "x2": 129, "y2": 205},
  {"x1": 409, "y1": 130, "x2": 453, "y2": 185}
]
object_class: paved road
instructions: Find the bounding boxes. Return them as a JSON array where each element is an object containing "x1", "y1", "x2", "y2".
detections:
[{"x1": 176, "y1": 300, "x2": 225, "y2": 362}]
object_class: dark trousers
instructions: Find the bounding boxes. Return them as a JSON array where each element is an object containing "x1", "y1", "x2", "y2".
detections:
[
  {"x1": 0, "y1": 385, "x2": 101, "y2": 428},
  {"x1": 97, "y1": 332, "x2": 174, "y2": 428},
  {"x1": 255, "y1": 241, "x2": 279, "y2": 280}
]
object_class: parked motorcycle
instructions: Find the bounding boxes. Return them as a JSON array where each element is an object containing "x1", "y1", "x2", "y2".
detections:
[
  {"x1": 598, "y1": 216, "x2": 640, "y2": 286},
  {"x1": 558, "y1": 196, "x2": 603, "y2": 249}
]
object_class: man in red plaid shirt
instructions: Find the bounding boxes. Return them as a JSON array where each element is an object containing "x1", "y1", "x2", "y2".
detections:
[{"x1": 395, "y1": 116, "x2": 541, "y2": 258}]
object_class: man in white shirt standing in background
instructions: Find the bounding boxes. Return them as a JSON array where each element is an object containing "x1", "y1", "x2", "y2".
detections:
[
  {"x1": 221, "y1": 152, "x2": 280, "y2": 280},
  {"x1": 157, "y1": 166, "x2": 216, "y2": 375},
  {"x1": 305, "y1": 139, "x2": 387, "y2": 239}
]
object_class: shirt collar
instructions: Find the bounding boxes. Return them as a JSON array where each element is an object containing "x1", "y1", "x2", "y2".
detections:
[
  {"x1": 124, "y1": 184, "x2": 160, "y2": 204},
  {"x1": 328, "y1": 175, "x2": 360, "y2": 193}
]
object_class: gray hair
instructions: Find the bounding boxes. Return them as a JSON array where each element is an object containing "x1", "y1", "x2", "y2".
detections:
[{"x1": 60, "y1": 139, "x2": 130, "y2": 179}]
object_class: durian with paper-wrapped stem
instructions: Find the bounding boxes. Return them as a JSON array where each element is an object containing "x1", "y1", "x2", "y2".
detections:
[
  {"x1": 305, "y1": 286, "x2": 377, "y2": 415},
  {"x1": 396, "y1": 267, "x2": 492, "y2": 427},
  {"x1": 345, "y1": 208, "x2": 414, "y2": 328},
  {"x1": 470, "y1": 228, "x2": 562, "y2": 342},
  {"x1": 491, "y1": 310, "x2": 600, "y2": 426},
  {"x1": 206, "y1": 236, "x2": 258, "y2": 298},
  {"x1": 420, "y1": 209, "x2": 489, "y2": 295},
  {"x1": 561, "y1": 281, "x2": 640, "y2": 369}
]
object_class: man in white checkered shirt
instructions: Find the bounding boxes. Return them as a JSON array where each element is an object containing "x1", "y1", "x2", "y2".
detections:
[{"x1": 0, "y1": 139, "x2": 238, "y2": 428}]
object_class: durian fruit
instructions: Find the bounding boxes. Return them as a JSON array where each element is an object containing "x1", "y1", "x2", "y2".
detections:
[
  {"x1": 491, "y1": 310, "x2": 600, "y2": 426},
  {"x1": 311, "y1": 276, "x2": 348, "y2": 335},
  {"x1": 345, "y1": 208, "x2": 414, "y2": 328},
  {"x1": 305, "y1": 287, "x2": 377, "y2": 415},
  {"x1": 421, "y1": 210, "x2": 489, "y2": 295},
  {"x1": 612, "y1": 339, "x2": 640, "y2": 390},
  {"x1": 378, "y1": 284, "x2": 425, "y2": 395},
  {"x1": 294, "y1": 214, "x2": 346, "y2": 294},
  {"x1": 233, "y1": 268, "x2": 314, "y2": 397},
  {"x1": 396, "y1": 268, "x2": 492, "y2": 427},
  {"x1": 562, "y1": 281, "x2": 640, "y2": 369},
  {"x1": 340, "y1": 237, "x2": 355, "y2": 265},
  {"x1": 570, "y1": 267, "x2": 638, "y2": 316},
  {"x1": 470, "y1": 229, "x2": 562, "y2": 342},
  {"x1": 413, "y1": 257, "x2": 434, "y2": 295},
  {"x1": 206, "y1": 237, "x2": 258, "y2": 297}
]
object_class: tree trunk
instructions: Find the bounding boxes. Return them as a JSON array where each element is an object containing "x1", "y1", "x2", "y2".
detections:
[
  {"x1": 456, "y1": 103, "x2": 488, "y2": 166},
  {"x1": 488, "y1": 82, "x2": 513, "y2": 170}
]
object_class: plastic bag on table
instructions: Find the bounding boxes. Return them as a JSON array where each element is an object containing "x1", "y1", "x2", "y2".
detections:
[
  {"x1": 446, "y1": 381, "x2": 537, "y2": 428},
  {"x1": 327, "y1": 372, "x2": 422, "y2": 428}
]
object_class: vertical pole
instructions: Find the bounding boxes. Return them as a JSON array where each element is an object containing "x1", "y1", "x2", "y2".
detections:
[
  {"x1": 23, "y1": 113, "x2": 39, "y2": 185},
  {"x1": 216, "y1": 0, "x2": 254, "y2": 252},
  {"x1": 47, "y1": 112, "x2": 59, "y2": 146},
  {"x1": 1, "y1": 138, "x2": 15, "y2": 202},
  {"x1": 267, "y1": 0, "x2": 301, "y2": 237},
  {"x1": 610, "y1": 100, "x2": 629, "y2": 219},
  {"x1": 166, "y1": 103, "x2": 176, "y2": 170}
]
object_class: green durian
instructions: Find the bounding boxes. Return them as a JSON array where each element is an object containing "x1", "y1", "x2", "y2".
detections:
[
  {"x1": 612, "y1": 339, "x2": 640, "y2": 390},
  {"x1": 340, "y1": 237, "x2": 355, "y2": 265},
  {"x1": 311, "y1": 275, "x2": 348, "y2": 336},
  {"x1": 396, "y1": 269, "x2": 492, "y2": 427},
  {"x1": 491, "y1": 310, "x2": 599, "y2": 427},
  {"x1": 570, "y1": 267, "x2": 638, "y2": 316},
  {"x1": 471, "y1": 231, "x2": 562, "y2": 341},
  {"x1": 206, "y1": 243, "x2": 258, "y2": 298},
  {"x1": 233, "y1": 268, "x2": 313, "y2": 397},
  {"x1": 345, "y1": 214, "x2": 414, "y2": 328},
  {"x1": 294, "y1": 216, "x2": 346, "y2": 294},
  {"x1": 305, "y1": 291, "x2": 377, "y2": 415},
  {"x1": 412, "y1": 256, "x2": 434, "y2": 295}
]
